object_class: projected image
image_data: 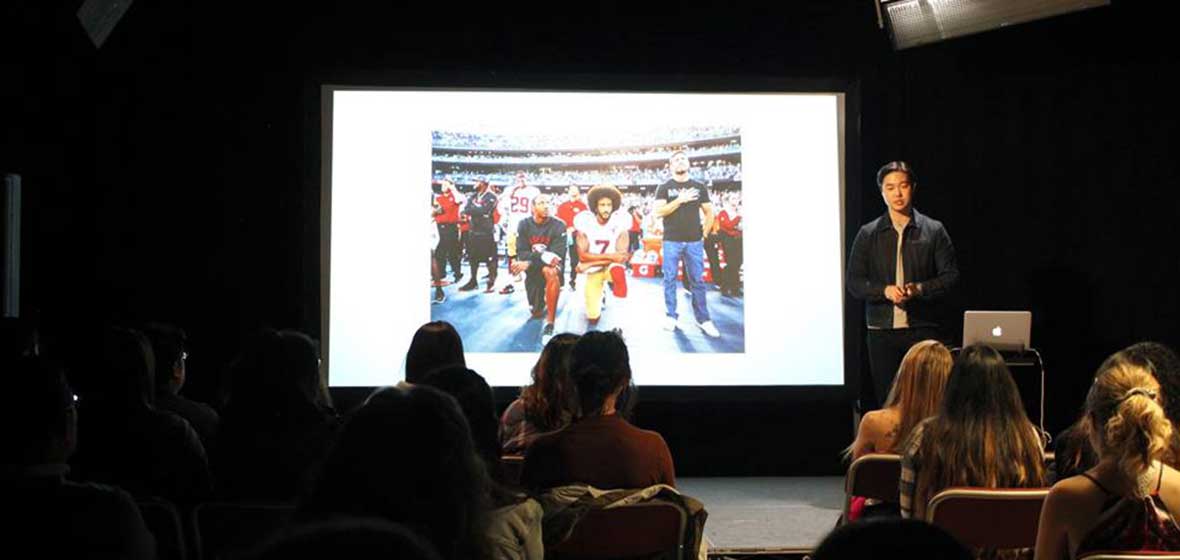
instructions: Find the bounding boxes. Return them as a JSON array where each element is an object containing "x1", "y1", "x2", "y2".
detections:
[{"x1": 428, "y1": 127, "x2": 745, "y2": 353}]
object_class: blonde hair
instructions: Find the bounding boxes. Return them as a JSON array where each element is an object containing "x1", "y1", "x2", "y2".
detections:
[
  {"x1": 883, "y1": 340, "x2": 953, "y2": 451},
  {"x1": 1087, "y1": 353, "x2": 1173, "y2": 486}
]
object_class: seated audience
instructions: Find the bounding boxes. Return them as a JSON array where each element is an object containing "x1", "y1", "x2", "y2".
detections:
[
  {"x1": 404, "y1": 321, "x2": 466, "y2": 384},
  {"x1": 143, "y1": 322, "x2": 219, "y2": 446},
  {"x1": 500, "y1": 333, "x2": 580, "y2": 455},
  {"x1": 1, "y1": 356, "x2": 155, "y2": 559},
  {"x1": 1052, "y1": 342, "x2": 1180, "y2": 481},
  {"x1": 849, "y1": 339, "x2": 952, "y2": 458},
  {"x1": 1034, "y1": 350, "x2": 1180, "y2": 559},
  {"x1": 214, "y1": 328, "x2": 339, "y2": 501},
  {"x1": 298, "y1": 385, "x2": 542, "y2": 560},
  {"x1": 521, "y1": 330, "x2": 675, "y2": 490},
  {"x1": 811, "y1": 518, "x2": 971, "y2": 560},
  {"x1": 900, "y1": 344, "x2": 1046, "y2": 521},
  {"x1": 245, "y1": 517, "x2": 442, "y2": 560},
  {"x1": 68, "y1": 325, "x2": 212, "y2": 504}
]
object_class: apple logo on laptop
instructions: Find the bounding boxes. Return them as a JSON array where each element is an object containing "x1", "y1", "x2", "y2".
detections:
[{"x1": 992, "y1": 326, "x2": 1003, "y2": 337}]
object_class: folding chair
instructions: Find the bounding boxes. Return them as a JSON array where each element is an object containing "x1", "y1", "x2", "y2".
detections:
[
  {"x1": 548, "y1": 499, "x2": 688, "y2": 560},
  {"x1": 137, "y1": 498, "x2": 187, "y2": 560},
  {"x1": 192, "y1": 501, "x2": 295, "y2": 560},
  {"x1": 842, "y1": 453, "x2": 901, "y2": 522},
  {"x1": 927, "y1": 487, "x2": 1049, "y2": 549}
]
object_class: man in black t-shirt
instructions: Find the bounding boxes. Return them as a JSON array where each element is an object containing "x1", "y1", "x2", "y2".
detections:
[
  {"x1": 512, "y1": 194, "x2": 567, "y2": 340},
  {"x1": 653, "y1": 150, "x2": 720, "y2": 338}
]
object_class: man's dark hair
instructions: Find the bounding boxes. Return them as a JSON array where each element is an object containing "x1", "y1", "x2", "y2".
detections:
[
  {"x1": 876, "y1": 161, "x2": 917, "y2": 188},
  {"x1": 405, "y1": 322, "x2": 465, "y2": 384},
  {"x1": 812, "y1": 518, "x2": 970, "y2": 560},
  {"x1": 142, "y1": 322, "x2": 187, "y2": 391},
  {"x1": 568, "y1": 330, "x2": 632, "y2": 416}
]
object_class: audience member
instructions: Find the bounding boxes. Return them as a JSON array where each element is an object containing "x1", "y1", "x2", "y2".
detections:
[
  {"x1": 214, "y1": 328, "x2": 339, "y2": 501},
  {"x1": 245, "y1": 517, "x2": 442, "y2": 560},
  {"x1": 418, "y1": 366, "x2": 502, "y2": 478},
  {"x1": 500, "y1": 333, "x2": 580, "y2": 455},
  {"x1": 142, "y1": 322, "x2": 220, "y2": 446},
  {"x1": 849, "y1": 339, "x2": 953, "y2": 459},
  {"x1": 298, "y1": 386, "x2": 515, "y2": 560},
  {"x1": 1034, "y1": 350, "x2": 1180, "y2": 559},
  {"x1": 811, "y1": 518, "x2": 971, "y2": 560},
  {"x1": 521, "y1": 330, "x2": 675, "y2": 490},
  {"x1": 68, "y1": 325, "x2": 212, "y2": 504},
  {"x1": 0, "y1": 356, "x2": 155, "y2": 559},
  {"x1": 1050, "y1": 417, "x2": 1100, "y2": 483},
  {"x1": 404, "y1": 321, "x2": 466, "y2": 384},
  {"x1": 900, "y1": 344, "x2": 1046, "y2": 521}
]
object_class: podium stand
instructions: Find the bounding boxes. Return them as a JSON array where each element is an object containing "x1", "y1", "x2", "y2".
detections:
[{"x1": 1004, "y1": 349, "x2": 1045, "y2": 433}]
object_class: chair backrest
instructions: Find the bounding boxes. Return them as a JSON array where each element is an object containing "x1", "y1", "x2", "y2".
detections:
[
  {"x1": 548, "y1": 499, "x2": 687, "y2": 560},
  {"x1": 500, "y1": 455, "x2": 525, "y2": 486},
  {"x1": 1078, "y1": 553, "x2": 1180, "y2": 560},
  {"x1": 927, "y1": 487, "x2": 1049, "y2": 549},
  {"x1": 843, "y1": 453, "x2": 902, "y2": 520},
  {"x1": 137, "y1": 498, "x2": 186, "y2": 560},
  {"x1": 192, "y1": 502, "x2": 295, "y2": 560}
]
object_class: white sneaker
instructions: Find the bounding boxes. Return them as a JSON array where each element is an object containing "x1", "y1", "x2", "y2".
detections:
[
  {"x1": 663, "y1": 316, "x2": 679, "y2": 331},
  {"x1": 698, "y1": 320, "x2": 720, "y2": 338}
]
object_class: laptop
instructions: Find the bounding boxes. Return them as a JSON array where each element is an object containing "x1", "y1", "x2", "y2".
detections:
[{"x1": 963, "y1": 311, "x2": 1032, "y2": 353}]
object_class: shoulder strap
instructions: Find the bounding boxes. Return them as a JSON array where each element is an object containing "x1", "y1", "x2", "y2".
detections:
[{"x1": 1080, "y1": 472, "x2": 1115, "y2": 496}]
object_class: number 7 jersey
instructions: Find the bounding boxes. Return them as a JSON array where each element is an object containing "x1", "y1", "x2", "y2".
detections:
[{"x1": 574, "y1": 209, "x2": 632, "y2": 274}]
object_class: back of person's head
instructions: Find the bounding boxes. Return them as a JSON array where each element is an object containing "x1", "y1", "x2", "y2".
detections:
[
  {"x1": 917, "y1": 344, "x2": 1045, "y2": 490},
  {"x1": 404, "y1": 322, "x2": 465, "y2": 384},
  {"x1": 0, "y1": 356, "x2": 75, "y2": 466},
  {"x1": 0, "y1": 316, "x2": 39, "y2": 359},
  {"x1": 1120, "y1": 342, "x2": 1180, "y2": 434},
  {"x1": 72, "y1": 326, "x2": 156, "y2": 414},
  {"x1": 811, "y1": 518, "x2": 970, "y2": 560},
  {"x1": 884, "y1": 339, "x2": 953, "y2": 450},
  {"x1": 569, "y1": 330, "x2": 631, "y2": 416},
  {"x1": 1053, "y1": 416, "x2": 1099, "y2": 480},
  {"x1": 299, "y1": 385, "x2": 489, "y2": 560},
  {"x1": 228, "y1": 328, "x2": 329, "y2": 421},
  {"x1": 1086, "y1": 350, "x2": 1172, "y2": 486},
  {"x1": 245, "y1": 517, "x2": 442, "y2": 560},
  {"x1": 521, "y1": 332, "x2": 579, "y2": 431},
  {"x1": 418, "y1": 366, "x2": 500, "y2": 473},
  {"x1": 141, "y1": 322, "x2": 187, "y2": 395}
]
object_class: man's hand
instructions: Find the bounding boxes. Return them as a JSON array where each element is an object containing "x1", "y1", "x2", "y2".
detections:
[
  {"x1": 884, "y1": 285, "x2": 910, "y2": 305},
  {"x1": 675, "y1": 189, "x2": 699, "y2": 204},
  {"x1": 510, "y1": 261, "x2": 530, "y2": 275},
  {"x1": 903, "y1": 282, "x2": 922, "y2": 298}
]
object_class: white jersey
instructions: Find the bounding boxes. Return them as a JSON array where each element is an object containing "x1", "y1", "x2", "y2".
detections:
[
  {"x1": 500, "y1": 184, "x2": 542, "y2": 233},
  {"x1": 574, "y1": 210, "x2": 631, "y2": 273}
]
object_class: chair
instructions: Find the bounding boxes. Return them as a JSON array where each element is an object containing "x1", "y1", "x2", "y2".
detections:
[
  {"x1": 548, "y1": 499, "x2": 688, "y2": 560},
  {"x1": 137, "y1": 498, "x2": 187, "y2": 560},
  {"x1": 926, "y1": 487, "x2": 1049, "y2": 549},
  {"x1": 1078, "y1": 554, "x2": 1180, "y2": 560},
  {"x1": 842, "y1": 453, "x2": 901, "y2": 522},
  {"x1": 192, "y1": 502, "x2": 295, "y2": 560},
  {"x1": 500, "y1": 455, "x2": 525, "y2": 486}
]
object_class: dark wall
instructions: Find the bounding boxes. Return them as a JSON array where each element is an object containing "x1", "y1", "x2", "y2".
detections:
[{"x1": 4, "y1": 2, "x2": 1177, "y2": 475}]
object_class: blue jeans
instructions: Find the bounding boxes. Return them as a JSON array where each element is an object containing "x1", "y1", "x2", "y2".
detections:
[{"x1": 662, "y1": 240, "x2": 710, "y2": 323}]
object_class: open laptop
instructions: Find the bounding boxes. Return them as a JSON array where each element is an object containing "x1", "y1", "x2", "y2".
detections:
[{"x1": 963, "y1": 311, "x2": 1032, "y2": 353}]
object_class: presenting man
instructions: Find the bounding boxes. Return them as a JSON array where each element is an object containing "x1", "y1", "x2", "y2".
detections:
[
  {"x1": 556, "y1": 184, "x2": 588, "y2": 290},
  {"x1": 847, "y1": 161, "x2": 959, "y2": 408},
  {"x1": 654, "y1": 150, "x2": 720, "y2": 338},
  {"x1": 574, "y1": 184, "x2": 631, "y2": 326},
  {"x1": 512, "y1": 194, "x2": 567, "y2": 339}
]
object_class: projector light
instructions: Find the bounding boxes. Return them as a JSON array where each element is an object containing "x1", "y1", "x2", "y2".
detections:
[{"x1": 879, "y1": 0, "x2": 1110, "y2": 50}]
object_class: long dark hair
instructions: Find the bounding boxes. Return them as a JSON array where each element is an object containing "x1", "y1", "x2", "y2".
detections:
[
  {"x1": 911, "y1": 345, "x2": 1045, "y2": 495},
  {"x1": 298, "y1": 386, "x2": 490, "y2": 560},
  {"x1": 520, "y1": 333, "x2": 579, "y2": 431},
  {"x1": 405, "y1": 322, "x2": 465, "y2": 384}
]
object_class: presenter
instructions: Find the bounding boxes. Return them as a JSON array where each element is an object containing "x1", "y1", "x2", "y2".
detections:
[{"x1": 847, "y1": 161, "x2": 959, "y2": 409}]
